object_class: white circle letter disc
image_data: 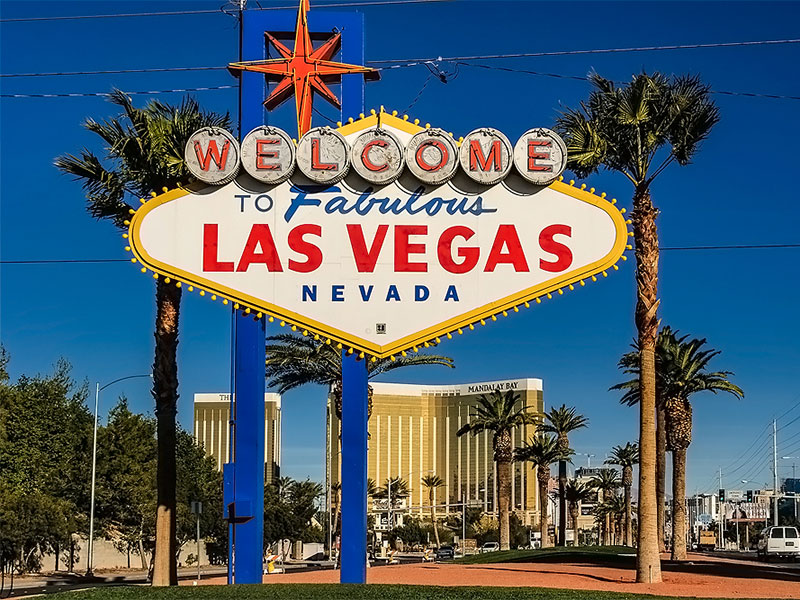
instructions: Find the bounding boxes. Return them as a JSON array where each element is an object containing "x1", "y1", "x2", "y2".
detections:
[
  {"x1": 184, "y1": 127, "x2": 240, "y2": 185},
  {"x1": 241, "y1": 126, "x2": 295, "y2": 184},
  {"x1": 405, "y1": 128, "x2": 459, "y2": 186},
  {"x1": 513, "y1": 127, "x2": 568, "y2": 185},
  {"x1": 296, "y1": 127, "x2": 350, "y2": 184},
  {"x1": 350, "y1": 128, "x2": 405, "y2": 186},
  {"x1": 459, "y1": 127, "x2": 513, "y2": 185}
]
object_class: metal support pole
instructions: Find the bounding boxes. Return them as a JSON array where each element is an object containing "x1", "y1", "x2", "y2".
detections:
[
  {"x1": 462, "y1": 501, "x2": 466, "y2": 555},
  {"x1": 718, "y1": 468, "x2": 724, "y2": 549},
  {"x1": 196, "y1": 512, "x2": 201, "y2": 581},
  {"x1": 773, "y1": 420, "x2": 779, "y2": 526},
  {"x1": 87, "y1": 382, "x2": 99, "y2": 576},
  {"x1": 340, "y1": 352, "x2": 368, "y2": 584}
]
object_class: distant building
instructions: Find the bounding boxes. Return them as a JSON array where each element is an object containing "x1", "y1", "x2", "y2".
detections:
[
  {"x1": 193, "y1": 393, "x2": 282, "y2": 483},
  {"x1": 327, "y1": 378, "x2": 544, "y2": 525},
  {"x1": 573, "y1": 467, "x2": 615, "y2": 535}
]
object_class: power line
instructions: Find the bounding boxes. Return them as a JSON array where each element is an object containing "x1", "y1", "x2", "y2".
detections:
[
  {"x1": 2, "y1": 242, "x2": 799, "y2": 264},
  {"x1": 457, "y1": 62, "x2": 800, "y2": 101},
  {"x1": 0, "y1": 85, "x2": 236, "y2": 99},
  {"x1": 0, "y1": 66, "x2": 226, "y2": 78},
  {"x1": 0, "y1": 0, "x2": 450, "y2": 23},
  {"x1": 369, "y1": 38, "x2": 800, "y2": 64}
]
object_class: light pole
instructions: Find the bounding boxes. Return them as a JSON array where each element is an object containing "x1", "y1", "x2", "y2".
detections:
[
  {"x1": 86, "y1": 373, "x2": 151, "y2": 577},
  {"x1": 575, "y1": 453, "x2": 596, "y2": 469}
]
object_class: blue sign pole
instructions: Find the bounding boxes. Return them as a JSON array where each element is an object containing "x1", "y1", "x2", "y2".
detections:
[
  {"x1": 340, "y1": 352, "x2": 369, "y2": 583},
  {"x1": 227, "y1": 4, "x2": 366, "y2": 585}
]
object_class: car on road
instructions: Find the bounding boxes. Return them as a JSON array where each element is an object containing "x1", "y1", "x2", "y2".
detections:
[
  {"x1": 435, "y1": 545, "x2": 455, "y2": 560},
  {"x1": 757, "y1": 526, "x2": 800, "y2": 561},
  {"x1": 479, "y1": 542, "x2": 499, "y2": 553}
]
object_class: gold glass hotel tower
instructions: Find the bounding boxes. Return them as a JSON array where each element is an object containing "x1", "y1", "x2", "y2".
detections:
[
  {"x1": 193, "y1": 393, "x2": 282, "y2": 483},
  {"x1": 327, "y1": 378, "x2": 544, "y2": 524}
]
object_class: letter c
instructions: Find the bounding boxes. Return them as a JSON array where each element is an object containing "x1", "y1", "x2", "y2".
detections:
[{"x1": 361, "y1": 139, "x2": 389, "y2": 172}]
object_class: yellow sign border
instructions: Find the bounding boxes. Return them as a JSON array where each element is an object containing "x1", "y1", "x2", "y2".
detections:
[{"x1": 127, "y1": 111, "x2": 630, "y2": 359}]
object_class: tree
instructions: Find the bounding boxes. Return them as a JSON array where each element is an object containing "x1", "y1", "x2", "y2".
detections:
[
  {"x1": 516, "y1": 434, "x2": 561, "y2": 548},
  {"x1": 564, "y1": 479, "x2": 595, "y2": 547},
  {"x1": 541, "y1": 405, "x2": 588, "y2": 546},
  {"x1": 457, "y1": 390, "x2": 538, "y2": 550},
  {"x1": 56, "y1": 91, "x2": 230, "y2": 586},
  {"x1": 591, "y1": 469, "x2": 621, "y2": 546},
  {"x1": 421, "y1": 475, "x2": 444, "y2": 548},
  {"x1": 558, "y1": 72, "x2": 720, "y2": 583},
  {"x1": 265, "y1": 334, "x2": 454, "y2": 420},
  {"x1": 605, "y1": 442, "x2": 639, "y2": 546},
  {"x1": 96, "y1": 398, "x2": 157, "y2": 570}
]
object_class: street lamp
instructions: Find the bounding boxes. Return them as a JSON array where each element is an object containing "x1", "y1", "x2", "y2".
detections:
[{"x1": 86, "y1": 373, "x2": 151, "y2": 577}]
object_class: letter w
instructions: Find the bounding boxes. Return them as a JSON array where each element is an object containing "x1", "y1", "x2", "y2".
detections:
[
  {"x1": 194, "y1": 139, "x2": 231, "y2": 171},
  {"x1": 347, "y1": 224, "x2": 388, "y2": 272}
]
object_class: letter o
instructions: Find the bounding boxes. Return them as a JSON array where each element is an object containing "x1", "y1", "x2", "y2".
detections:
[{"x1": 404, "y1": 129, "x2": 459, "y2": 186}]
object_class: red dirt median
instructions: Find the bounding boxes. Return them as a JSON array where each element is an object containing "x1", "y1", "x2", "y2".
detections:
[{"x1": 238, "y1": 553, "x2": 799, "y2": 599}]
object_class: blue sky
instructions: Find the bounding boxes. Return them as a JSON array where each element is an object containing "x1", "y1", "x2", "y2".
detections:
[{"x1": 2, "y1": 1, "x2": 799, "y2": 495}]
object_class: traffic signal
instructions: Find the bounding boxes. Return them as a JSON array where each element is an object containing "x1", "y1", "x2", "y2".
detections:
[
  {"x1": 719, "y1": 488, "x2": 726, "y2": 502},
  {"x1": 746, "y1": 489, "x2": 753, "y2": 502}
]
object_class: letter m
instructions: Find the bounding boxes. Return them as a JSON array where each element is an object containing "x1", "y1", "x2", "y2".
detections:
[
  {"x1": 469, "y1": 140, "x2": 502, "y2": 172},
  {"x1": 194, "y1": 139, "x2": 231, "y2": 171}
]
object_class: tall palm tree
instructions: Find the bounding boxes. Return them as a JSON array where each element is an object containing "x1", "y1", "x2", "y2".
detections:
[
  {"x1": 457, "y1": 390, "x2": 538, "y2": 550},
  {"x1": 55, "y1": 90, "x2": 230, "y2": 587},
  {"x1": 612, "y1": 337, "x2": 669, "y2": 551},
  {"x1": 605, "y1": 442, "x2": 640, "y2": 546},
  {"x1": 542, "y1": 405, "x2": 588, "y2": 546},
  {"x1": 558, "y1": 72, "x2": 719, "y2": 583},
  {"x1": 564, "y1": 479, "x2": 595, "y2": 547},
  {"x1": 265, "y1": 334, "x2": 454, "y2": 420},
  {"x1": 591, "y1": 469, "x2": 621, "y2": 546},
  {"x1": 516, "y1": 434, "x2": 561, "y2": 548},
  {"x1": 421, "y1": 475, "x2": 444, "y2": 548}
]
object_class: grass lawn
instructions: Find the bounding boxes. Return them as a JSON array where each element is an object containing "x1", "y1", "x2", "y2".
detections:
[
  {"x1": 48, "y1": 584, "x2": 746, "y2": 600},
  {"x1": 456, "y1": 545, "x2": 636, "y2": 565}
]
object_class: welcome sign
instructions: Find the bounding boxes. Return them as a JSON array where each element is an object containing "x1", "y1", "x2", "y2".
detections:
[{"x1": 127, "y1": 110, "x2": 629, "y2": 358}]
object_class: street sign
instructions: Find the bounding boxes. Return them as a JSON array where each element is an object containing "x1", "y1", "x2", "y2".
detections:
[
  {"x1": 127, "y1": 111, "x2": 628, "y2": 359},
  {"x1": 697, "y1": 513, "x2": 712, "y2": 525},
  {"x1": 727, "y1": 490, "x2": 744, "y2": 501}
]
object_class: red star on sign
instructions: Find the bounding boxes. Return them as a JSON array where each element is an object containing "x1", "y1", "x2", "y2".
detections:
[{"x1": 228, "y1": 0, "x2": 380, "y2": 137}]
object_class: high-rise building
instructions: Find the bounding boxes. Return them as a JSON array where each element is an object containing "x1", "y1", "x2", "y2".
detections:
[
  {"x1": 193, "y1": 393, "x2": 282, "y2": 483},
  {"x1": 327, "y1": 378, "x2": 544, "y2": 525}
]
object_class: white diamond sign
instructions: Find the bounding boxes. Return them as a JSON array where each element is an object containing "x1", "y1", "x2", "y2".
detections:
[{"x1": 128, "y1": 112, "x2": 629, "y2": 358}]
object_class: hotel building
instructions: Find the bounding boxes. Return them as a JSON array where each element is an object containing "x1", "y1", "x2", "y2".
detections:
[
  {"x1": 193, "y1": 393, "x2": 282, "y2": 483},
  {"x1": 327, "y1": 378, "x2": 544, "y2": 525}
]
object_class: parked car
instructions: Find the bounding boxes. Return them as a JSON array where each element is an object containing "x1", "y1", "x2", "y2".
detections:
[
  {"x1": 757, "y1": 526, "x2": 800, "y2": 561},
  {"x1": 479, "y1": 542, "x2": 499, "y2": 553},
  {"x1": 435, "y1": 545, "x2": 455, "y2": 560}
]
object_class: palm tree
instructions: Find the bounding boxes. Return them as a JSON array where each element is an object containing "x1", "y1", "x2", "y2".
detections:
[
  {"x1": 375, "y1": 477, "x2": 410, "y2": 531},
  {"x1": 457, "y1": 390, "x2": 538, "y2": 550},
  {"x1": 542, "y1": 405, "x2": 588, "y2": 546},
  {"x1": 605, "y1": 442, "x2": 640, "y2": 546},
  {"x1": 421, "y1": 475, "x2": 444, "y2": 548},
  {"x1": 55, "y1": 90, "x2": 230, "y2": 587},
  {"x1": 612, "y1": 337, "x2": 669, "y2": 552},
  {"x1": 564, "y1": 479, "x2": 595, "y2": 547},
  {"x1": 265, "y1": 334, "x2": 454, "y2": 420},
  {"x1": 558, "y1": 72, "x2": 719, "y2": 583},
  {"x1": 591, "y1": 469, "x2": 621, "y2": 546},
  {"x1": 516, "y1": 434, "x2": 561, "y2": 548}
]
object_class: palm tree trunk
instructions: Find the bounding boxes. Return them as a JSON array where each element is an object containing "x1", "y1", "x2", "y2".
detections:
[
  {"x1": 430, "y1": 490, "x2": 441, "y2": 549},
  {"x1": 558, "y1": 460, "x2": 567, "y2": 546},
  {"x1": 570, "y1": 506, "x2": 580, "y2": 547},
  {"x1": 625, "y1": 484, "x2": 633, "y2": 547},
  {"x1": 151, "y1": 280, "x2": 181, "y2": 586},
  {"x1": 498, "y1": 458, "x2": 511, "y2": 551},
  {"x1": 656, "y1": 407, "x2": 667, "y2": 552},
  {"x1": 632, "y1": 186, "x2": 662, "y2": 583},
  {"x1": 538, "y1": 469, "x2": 550, "y2": 548},
  {"x1": 671, "y1": 447, "x2": 688, "y2": 561}
]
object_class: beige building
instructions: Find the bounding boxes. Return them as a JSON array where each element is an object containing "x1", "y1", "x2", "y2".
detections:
[
  {"x1": 327, "y1": 378, "x2": 544, "y2": 525},
  {"x1": 193, "y1": 393, "x2": 282, "y2": 483}
]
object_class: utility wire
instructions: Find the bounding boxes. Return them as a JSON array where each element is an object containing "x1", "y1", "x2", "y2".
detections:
[
  {"x1": 0, "y1": 85, "x2": 236, "y2": 99},
  {"x1": 2, "y1": 243, "x2": 799, "y2": 264},
  {"x1": 0, "y1": 0, "x2": 451, "y2": 23}
]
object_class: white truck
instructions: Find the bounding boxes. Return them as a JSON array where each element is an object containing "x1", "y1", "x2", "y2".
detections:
[{"x1": 757, "y1": 526, "x2": 800, "y2": 561}]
